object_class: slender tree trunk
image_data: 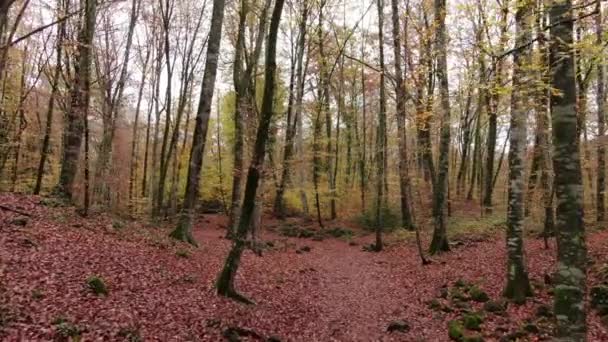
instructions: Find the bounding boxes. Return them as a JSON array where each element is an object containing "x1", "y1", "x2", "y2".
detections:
[
  {"x1": 549, "y1": 0, "x2": 588, "y2": 338},
  {"x1": 128, "y1": 48, "x2": 151, "y2": 212},
  {"x1": 228, "y1": 0, "x2": 271, "y2": 233},
  {"x1": 34, "y1": 0, "x2": 66, "y2": 194},
  {"x1": 359, "y1": 55, "x2": 367, "y2": 211},
  {"x1": 169, "y1": 0, "x2": 226, "y2": 245},
  {"x1": 373, "y1": 0, "x2": 388, "y2": 251},
  {"x1": 535, "y1": 3, "x2": 554, "y2": 241},
  {"x1": 216, "y1": 0, "x2": 285, "y2": 302},
  {"x1": 429, "y1": 0, "x2": 451, "y2": 255},
  {"x1": 391, "y1": 0, "x2": 414, "y2": 229},
  {"x1": 483, "y1": 0, "x2": 509, "y2": 214},
  {"x1": 503, "y1": 0, "x2": 533, "y2": 304},
  {"x1": 274, "y1": 4, "x2": 308, "y2": 217},
  {"x1": 55, "y1": 0, "x2": 97, "y2": 200},
  {"x1": 596, "y1": 0, "x2": 605, "y2": 222}
]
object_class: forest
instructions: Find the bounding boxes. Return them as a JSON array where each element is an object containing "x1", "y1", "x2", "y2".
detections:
[{"x1": 0, "y1": 0, "x2": 607, "y2": 340}]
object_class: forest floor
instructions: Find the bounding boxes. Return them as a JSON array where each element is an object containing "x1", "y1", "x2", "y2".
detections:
[{"x1": 1, "y1": 193, "x2": 608, "y2": 341}]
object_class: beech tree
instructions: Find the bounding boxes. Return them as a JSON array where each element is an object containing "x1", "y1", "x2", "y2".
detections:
[
  {"x1": 169, "y1": 0, "x2": 226, "y2": 244},
  {"x1": 55, "y1": 0, "x2": 97, "y2": 201},
  {"x1": 429, "y1": 0, "x2": 451, "y2": 255},
  {"x1": 549, "y1": 0, "x2": 588, "y2": 339},
  {"x1": 503, "y1": 0, "x2": 533, "y2": 304},
  {"x1": 216, "y1": 0, "x2": 285, "y2": 302}
]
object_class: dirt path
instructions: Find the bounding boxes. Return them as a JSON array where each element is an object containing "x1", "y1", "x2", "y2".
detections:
[{"x1": 1, "y1": 194, "x2": 608, "y2": 341}]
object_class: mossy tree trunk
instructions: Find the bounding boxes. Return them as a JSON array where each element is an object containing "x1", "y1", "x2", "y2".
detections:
[
  {"x1": 429, "y1": 0, "x2": 451, "y2": 255},
  {"x1": 169, "y1": 0, "x2": 226, "y2": 245},
  {"x1": 549, "y1": 0, "x2": 588, "y2": 339},
  {"x1": 216, "y1": 0, "x2": 285, "y2": 302},
  {"x1": 503, "y1": 0, "x2": 534, "y2": 304}
]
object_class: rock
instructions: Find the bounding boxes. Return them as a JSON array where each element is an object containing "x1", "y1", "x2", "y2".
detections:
[
  {"x1": 453, "y1": 300, "x2": 471, "y2": 310},
  {"x1": 535, "y1": 304, "x2": 553, "y2": 318},
  {"x1": 451, "y1": 289, "x2": 470, "y2": 302},
  {"x1": 266, "y1": 336, "x2": 282, "y2": 342},
  {"x1": 387, "y1": 320, "x2": 410, "y2": 333},
  {"x1": 86, "y1": 276, "x2": 108, "y2": 296},
  {"x1": 523, "y1": 323, "x2": 539, "y2": 333},
  {"x1": 427, "y1": 299, "x2": 442, "y2": 311},
  {"x1": 591, "y1": 285, "x2": 608, "y2": 312},
  {"x1": 448, "y1": 320, "x2": 464, "y2": 341},
  {"x1": 469, "y1": 286, "x2": 489, "y2": 302},
  {"x1": 10, "y1": 217, "x2": 28, "y2": 226},
  {"x1": 499, "y1": 330, "x2": 527, "y2": 342},
  {"x1": 300, "y1": 246, "x2": 311, "y2": 252},
  {"x1": 483, "y1": 300, "x2": 506, "y2": 313},
  {"x1": 349, "y1": 241, "x2": 358, "y2": 246},
  {"x1": 454, "y1": 279, "x2": 470, "y2": 288},
  {"x1": 463, "y1": 312, "x2": 484, "y2": 331}
]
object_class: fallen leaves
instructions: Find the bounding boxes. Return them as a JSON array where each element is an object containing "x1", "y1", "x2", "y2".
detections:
[{"x1": 0, "y1": 193, "x2": 607, "y2": 341}]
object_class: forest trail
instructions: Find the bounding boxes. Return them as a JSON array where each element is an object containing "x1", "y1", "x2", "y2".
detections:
[{"x1": 1, "y1": 194, "x2": 608, "y2": 341}]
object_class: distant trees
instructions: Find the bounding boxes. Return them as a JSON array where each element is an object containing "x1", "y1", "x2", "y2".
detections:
[{"x1": 0, "y1": 0, "x2": 604, "y2": 327}]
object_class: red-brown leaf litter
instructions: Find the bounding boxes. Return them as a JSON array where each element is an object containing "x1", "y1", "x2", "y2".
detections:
[{"x1": 1, "y1": 194, "x2": 607, "y2": 341}]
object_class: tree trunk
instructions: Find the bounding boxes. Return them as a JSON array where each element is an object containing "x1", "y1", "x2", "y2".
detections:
[
  {"x1": 503, "y1": 0, "x2": 533, "y2": 304},
  {"x1": 549, "y1": 0, "x2": 588, "y2": 338},
  {"x1": 55, "y1": 0, "x2": 97, "y2": 200},
  {"x1": 274, "y1": 4, "x2": 308, "y2": 218},
  {"x1": 128, "y1": 47, "x2": 152, "y2": 213},
  {"x1": 373, "y1": 0, "x2": 388, "y2": 251},
  {"x1": 216, "y1": 0, "x2": 285, "y2": 302},
  {"x1": 391, "y1": 0, "x2": 414, "y2": 229},
  {"x1": 429, "y1": 0, "x2": 451, "y2": 255},
  {"x1": 228, "y1": 0, "x2": 271, "y2": 233},
  {"x1": 169, "y1": 0, "x2": 226, "y2": 245},
  {"x1": 596, "y1": 0, "x2": 605, "y2": 222},
  {"x1": 34, "y1": 0, "x2": 67, "y2": 195},
  {"x1": 483, "y1": 0, "x2": 509, "y2": 214}
]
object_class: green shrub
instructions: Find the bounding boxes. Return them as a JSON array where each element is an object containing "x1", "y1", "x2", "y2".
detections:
[
  {"x1": 86, "y1": 276, "x2": 108, "y2": 296},
  {"x1": 52, "y1": 317, "x2": 84, "y2": 340},
  {"x1": 462, "y1": 312, "x2": 484, "y2": 330},
  {"x1": 279, "y1": 225, "x2": 315, "y2": 238},
  {"x1": 112, "y1": 220, "x2": 125, "y2": 230},
  {"x1": 325, "y1": 227, "x2": 354, "y2": 239},
  {"x1": 356, "y1": 205, "x2": 401, "y2": 231},
  {"x1": 448, "y1": 320, "x2": 464, "y2": 341},
  {"x1": 469, "y1": 286, "x2": 489, "y2": 302}
]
